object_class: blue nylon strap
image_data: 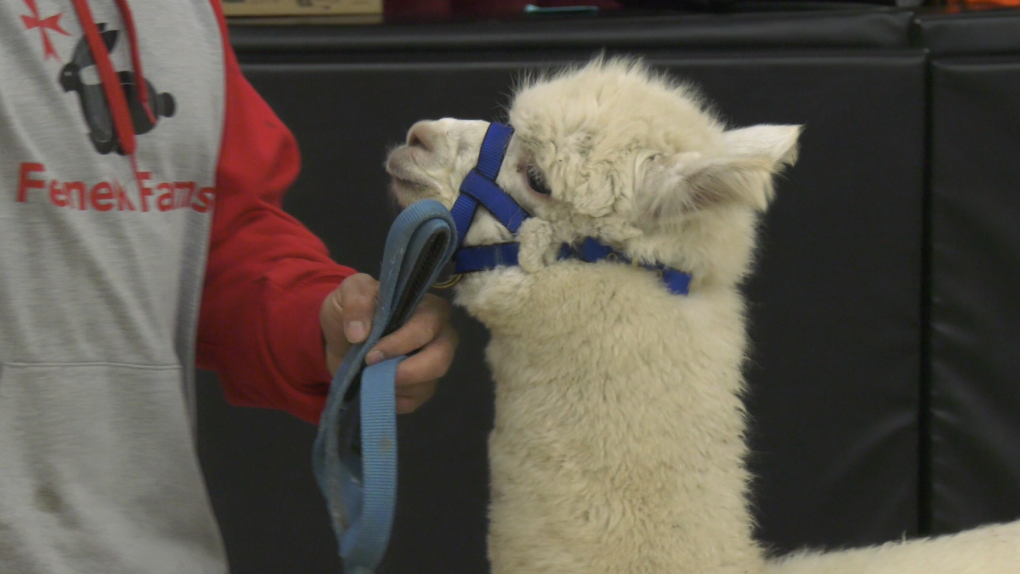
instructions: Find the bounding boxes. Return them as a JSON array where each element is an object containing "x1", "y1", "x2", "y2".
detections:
[
  {"x1": 338, "y1": 358, "x2": 398, "y2": 574},
  {"x1": 576, "y1": 237, "x2": 614, "y2": 262},
  {"x1": 458, "y1": 236, "x2": 692, "y2": 295},
  {"x1": 659, "y1": 268, "x2": 692, "y2": 296},
  {"x1": 576, "y1": 237, "x2": 691, "y2": 295},
  {"x1": 446, "y1": 123, "x2": 691, "y2": 295},
  {"x1": 313, "y1": 199, "x2": 458, "y2": 574},
  {"x1": 557, "y1": 243, "x2": 575, "y2": 260},
  {"x1": 454, "y1": 243, "x2": 520, "y2": 274},
  {"x1": 449, "y1": 195, "x2": 478, "y2": 249},
  {"x1": 459, "y1": 170, "x2": 529, "y2": 234},
  {"x1": 448, "y1": 122, "x2": 526, "y2": 247},
  {"x1": 475, "y1": 122, "x2": 515, "y2": 179}
]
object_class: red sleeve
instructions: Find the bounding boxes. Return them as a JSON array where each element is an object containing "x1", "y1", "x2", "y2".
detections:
[{"x1": 197, "y1": 4, "x2": 355, "y2": 424}]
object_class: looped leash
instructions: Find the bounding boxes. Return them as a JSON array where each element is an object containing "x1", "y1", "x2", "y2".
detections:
[{"x1": 313, "y1": 200, "x2": 457, "y2": 574}]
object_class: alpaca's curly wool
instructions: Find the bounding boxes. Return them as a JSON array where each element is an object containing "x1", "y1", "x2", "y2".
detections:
[
  {"x1": 768, "y1": 521, "x2": 1020, "y2": 573},
  {"x1": 386, "y1": 57, "x2": 1019, "y2": 574}
]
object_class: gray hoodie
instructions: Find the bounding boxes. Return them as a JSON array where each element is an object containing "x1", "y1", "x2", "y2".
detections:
[{"x1": 0, "y1": 1, "x2": 350, "y2": 572}]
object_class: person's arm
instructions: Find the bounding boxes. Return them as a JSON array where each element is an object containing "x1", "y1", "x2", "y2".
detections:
[
  {"x1": 195, "y1": 38, "x2": 355, "y2": 423},
  {"x1": 198, "y1": 4, "x2": 457, "y2": 423}
]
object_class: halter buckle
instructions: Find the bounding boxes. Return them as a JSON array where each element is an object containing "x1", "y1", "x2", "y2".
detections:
[{"x1": 432, "y1": 274, "x2": 463, "y2": 290}]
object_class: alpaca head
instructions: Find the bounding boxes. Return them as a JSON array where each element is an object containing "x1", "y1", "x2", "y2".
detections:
[{"x1": 386, "y1": 57, "x2": 800, "y2": 291}]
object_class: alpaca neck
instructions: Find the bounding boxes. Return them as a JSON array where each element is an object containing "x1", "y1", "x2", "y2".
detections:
[{"x1": 462, "y1": 262, "x2": 765, "y2": 574}]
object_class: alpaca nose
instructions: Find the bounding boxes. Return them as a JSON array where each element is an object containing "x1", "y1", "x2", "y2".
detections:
[{"x1": 407, "y1": 122, "x2": 438, "y2": 152}]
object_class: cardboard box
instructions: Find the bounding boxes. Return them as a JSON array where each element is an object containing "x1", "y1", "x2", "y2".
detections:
[{"x1": 221, "y1": 0, "x2": 382, "y2": 17}]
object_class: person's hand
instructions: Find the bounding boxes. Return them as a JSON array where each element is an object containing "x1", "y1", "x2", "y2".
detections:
[{"x1": 319, "y1": 273, "x2": 458, "y2": 414}]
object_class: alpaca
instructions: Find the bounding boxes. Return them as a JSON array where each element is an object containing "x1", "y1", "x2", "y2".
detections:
[
  {"x1": 766, "y1": 520, "x2": 1020, "y2": 573},
  {"x1": 384, "y1": 57, "x2": 1020, "y2": 573}
]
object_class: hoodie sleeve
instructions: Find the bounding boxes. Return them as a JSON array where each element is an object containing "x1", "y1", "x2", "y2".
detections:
[{"x1": 196, "y1": 3, "x2": 355, "y2": 424}]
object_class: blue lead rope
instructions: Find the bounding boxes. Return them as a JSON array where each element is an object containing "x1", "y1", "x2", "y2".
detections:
[{"x1": 313, "y1": 199, "x2": 458, "y2": 574}]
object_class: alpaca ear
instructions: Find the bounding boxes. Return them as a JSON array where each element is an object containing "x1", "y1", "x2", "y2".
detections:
[
  {"x1": 721, "y1": 124, "x2": 801, "y2": 168},
  {"x1": 637, "y1": 124, "x2": 801, "y2": 225}
]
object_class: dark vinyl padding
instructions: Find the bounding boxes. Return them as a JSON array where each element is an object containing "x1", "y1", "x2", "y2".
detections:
[{"x1": 929, "y1": 56, "x2": 1020, "y2": 534}]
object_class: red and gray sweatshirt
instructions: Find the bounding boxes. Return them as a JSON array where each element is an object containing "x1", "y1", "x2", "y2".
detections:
[{"x1": 1, "y1": 1, "x2": 355, "y2": 571}]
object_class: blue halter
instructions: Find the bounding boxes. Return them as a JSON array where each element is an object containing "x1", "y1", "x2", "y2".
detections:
[
  {"x1": 449, "y1": 122, "x2": 528, "y2": 246},
  {"x1": 449, "y1": 122, "x2": 693, "y2": 296}
]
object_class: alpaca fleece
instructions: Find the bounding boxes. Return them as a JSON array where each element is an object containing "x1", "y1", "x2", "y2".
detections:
[{"x1": 385, "y1": 57, "x2": 1019, "y2": 573}]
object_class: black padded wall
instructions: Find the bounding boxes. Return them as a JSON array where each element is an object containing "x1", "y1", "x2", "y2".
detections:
[
  {"x1": 916, "y1": 8, "x2": 1020, "y2": 536},
  {"x1": 928, "y1": 56, "x2": 1020, "y2": 534},
  {"x1": 703, "y1": 55, "x2": 926, "y2": 551},
  {"x1": 198, "y1": 11, "x2": 926, "y2": 573}
]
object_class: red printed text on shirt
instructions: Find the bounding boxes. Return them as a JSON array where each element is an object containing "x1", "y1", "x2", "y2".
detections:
[{"x1": 16, "y1": 162, "x2": 215, "y2": 213}]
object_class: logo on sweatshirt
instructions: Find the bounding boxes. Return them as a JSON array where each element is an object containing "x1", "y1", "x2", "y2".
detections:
[
  {"x1": 14, "y1": 5, "x2": 212, "y2": 214},
  {"x1": 59, "y1": 24, "x2": 176, "y2": 155},
  {"x1": 20, "y1": 0, "x2": 69, "y2": 61},
  {"x1": 16, "y1": 162, "x2": 215, "y2": 214}
]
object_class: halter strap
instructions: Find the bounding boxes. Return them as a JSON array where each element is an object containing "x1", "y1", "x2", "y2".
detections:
[
  {"x1": 449, "y1": 123, "x2": 529, "y2": 246},
  {"x1": 573, "y1": 238, "x2": 692, "y2": 295},
  {"x1": 454, "y1": 243, "x2": 521, "y2": 275},
  {"x1": 447, "y1": 122, "x2": 692, "y2": 297},
  {"x1": 454, "y1": 238, "x2": 692, "y2": 296}
]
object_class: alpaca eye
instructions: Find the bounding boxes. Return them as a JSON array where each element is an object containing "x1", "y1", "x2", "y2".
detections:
[{"x1": 526, "y1": 165, "x2": 552, "y2": 195}]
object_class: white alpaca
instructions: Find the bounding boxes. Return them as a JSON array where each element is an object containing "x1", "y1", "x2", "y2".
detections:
[{"x1": 384, "y1": 57, "x2": 1020, "y2": 573}]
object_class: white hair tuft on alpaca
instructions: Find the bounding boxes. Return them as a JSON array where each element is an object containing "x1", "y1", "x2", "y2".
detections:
[{"x1": 385, "y1": 56, "x2": 1020, "y2": 573}]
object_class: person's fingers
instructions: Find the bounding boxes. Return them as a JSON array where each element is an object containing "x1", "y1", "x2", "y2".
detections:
[
  {"x1": 395, "y1": 380, "x2": 438, "y2": 414},
  {"x1": 365, "y1": 294, "x2": 451, "y2": 366},
  {"x1": 389, "y1": 323, "x2": 456, "y2": 413},
  {"x1": 337, "y1": 274, "x2": 379, "y2": 344},
  {"x1": 385, "y1": 310, "x2": 456, "y2": 415},
  {"x1": 320, "y1": 274, "x2": 380, "y2": 374},
  {"x1": 321, "y1": 279, "x2": 456, "y2": 414},
  {"x1": 319, "y1": 289, "x2": 347, "y2": 370},
  {"x1": 387, "y1": 323, "x2": 457, "y2": 385}
]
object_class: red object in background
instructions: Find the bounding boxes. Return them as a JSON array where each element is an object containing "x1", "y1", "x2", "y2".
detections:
[
  {"x1": 945, "y1": 0, "x2": 1020, "y2": 7},
  {"x1": 385, "y1": 0, "x2": 621, "y2": 19}
]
